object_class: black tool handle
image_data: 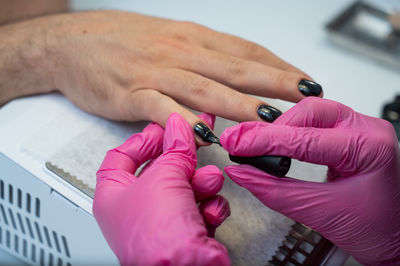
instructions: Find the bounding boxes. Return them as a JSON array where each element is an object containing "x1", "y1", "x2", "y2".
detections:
[{"x1": 229, "y1": 154, "x2": 291, "y2": 177}]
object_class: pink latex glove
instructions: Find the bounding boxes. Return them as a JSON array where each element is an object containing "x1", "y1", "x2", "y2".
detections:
[
  {"x1": 93, "y1": 113, "x2": 231, "y2": 265},
  {"x1": 221, "y1": 97, "x2": 400, "y2": 265}
]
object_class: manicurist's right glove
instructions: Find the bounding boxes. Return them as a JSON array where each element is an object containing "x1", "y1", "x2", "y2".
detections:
[{"x1": 221, "y1": 97, "x2": 400, "y2": 265}]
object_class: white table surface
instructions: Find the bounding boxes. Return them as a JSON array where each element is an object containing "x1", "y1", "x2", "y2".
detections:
[{"x1": 1, "y1": 0, "x2": 399, "y2": 265}]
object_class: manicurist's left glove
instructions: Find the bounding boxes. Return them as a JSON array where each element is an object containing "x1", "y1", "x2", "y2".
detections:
[{"x1": 93, "y1": 113, "x2": 231, "y2": 266}]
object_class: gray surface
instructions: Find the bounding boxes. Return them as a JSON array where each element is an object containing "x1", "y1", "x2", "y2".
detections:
[{"x1": 0, "y1": 250, "x2": 25, "y2": 265}]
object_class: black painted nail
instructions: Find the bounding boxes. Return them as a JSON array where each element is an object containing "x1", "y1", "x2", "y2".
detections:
[
  {"x1": 298, "y1": 79, "x2": 322, "y2": 96},
  {"x1": 257, "y1": 105, "x2": 282, "y2": 122},
  {"x1": 193, "y1": 122, "x2": 221, "y2": 145}
]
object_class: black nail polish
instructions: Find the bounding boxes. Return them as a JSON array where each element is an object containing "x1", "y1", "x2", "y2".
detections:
[
  {"x1": 298, "y1": 79, "x2": 322, "y2": 96},
  {"x1": 257, "y1": 105, "x2": 282, "y2": 122},
  {"x1": 193, "y1": 122, "x2": 221, "y2": 145}
]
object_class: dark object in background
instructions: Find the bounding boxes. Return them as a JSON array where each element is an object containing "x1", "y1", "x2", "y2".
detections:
[
  {"x1": 326, "y1": 1, "x2": 400, "y2": 71},
  {"x1": 268, "y1": 223, "x2": 334, "y2": 266},
  {"x1": 382, "y1": 95, "x2": 400, "y2": 140},
  {"x1": 390, "y1": 12, "x2": 400, "y2": 33}
]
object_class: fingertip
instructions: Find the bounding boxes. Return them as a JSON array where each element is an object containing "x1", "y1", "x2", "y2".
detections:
[
  {"x1": 319, "y1": 89, "x2": 324, "y2": 98},
  {"x1": 223, "y1": 165, "x2": 248, "y2": 185},
  {"x1": 298, "y1": 79, "x2": 323, "y2": 98},
  {"x1": 274, "y1": 73, "x2": 324, "y2": 103},
  {"x1": 182, "y1": 112, "x2": 217, "y2": 147},
  {"x1": 200, "y1": 195, "x2": 231, "y2": 227},
  {"x1": 220, "y1": 122, "x2": 269, "y2": 156},
  {"x1": 219, "y1": 126, "x2": 237, "y2": 151},
  {"x1": 224, "y1": 164, "x2": 251, "y2": 177},
  {"x1": 196, "y1": 164, "x2": 223, "y2": 177},
  {"x1": 223, "y1": 165, "x2": 237, "y2": 175},
  {"x1": 163, "y1": 112, "x2": 196, "y2": 154},
  {"x1": 192, "y1": 165, "x2": 224, "y2": 201},
  {"x1": 198, "y1": 113, "x2": 216, "y2": 130}
]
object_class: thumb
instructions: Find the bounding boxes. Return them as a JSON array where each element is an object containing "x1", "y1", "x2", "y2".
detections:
[
  {"x1": 163, "y1": 112, "x2": 197, "y2": 157},
  {"x1": 224, "y1": 165, "x2": 333, "y2": 229},
  {"x1": 152, "y1": 112, "x2": 197, "y2": 178}
]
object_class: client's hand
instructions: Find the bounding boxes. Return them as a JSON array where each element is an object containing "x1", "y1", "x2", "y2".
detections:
[
  {"x1": 93, "y1": 113, "x2": 230, "y2": 265},
  {"x1": 221, "y1": 97, "x2": 400, "y2": 265},
  {"x1": 1, "y1": 10, "x2": 322, "y2": 134}
]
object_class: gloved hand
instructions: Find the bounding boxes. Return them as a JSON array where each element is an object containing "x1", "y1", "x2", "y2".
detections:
[
  {"x1": 221, "y1": 97, "x2": 400, "y2": 265},
  {"x1": 93, "y1": 113, "x2": 230, "y2": 265}
]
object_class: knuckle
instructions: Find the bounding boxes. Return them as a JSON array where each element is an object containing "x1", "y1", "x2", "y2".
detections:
[
  {"x1": 169, "y1": 31, "x2": 189, "y2": 43},
  {"x1": 188, "y1": 77, "x2": 211, "y2": 97},
  {"x1": 358, "y1": 119, "x2": 398, "y2": 166},
  {"x1": 140, "y1": 37, "x2": 170, "y2": 63},
  {"x1": 377, "y1": 119, "x2": 397, "y2": 149},
  {"x1": 380, "y1": 118, "x2": 395, "y2": 133},
  {"x1": 231, "y1": 94, "x2": 257, "y2": 120},
  {"x1": 128, "y1": 89, "x2": 160, "y2": 120},
  {"x1": 179, "y1": 21, "x2": 206, "y2": 32},
  {"x1": 243, "y1": 41, "x2": 263, "y2": 59},
  {"x1": 272, "y1": 70, "x2": 287, "y2": 88},
  {"x1": 163, "y1": 23, "x2": 191, "y2": 43},
  {"x1": 157, "y1": 37, "x2": 194, "y2": 57},
  {"x1": 226, "y1": 57, "x2": 246, "y2": 76}
]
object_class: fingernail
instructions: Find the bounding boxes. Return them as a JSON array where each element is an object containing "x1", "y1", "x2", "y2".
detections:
[
  {"x1": 298, "y1": 79, "x2": 322, "y2": 96},
  {"x1": 194, "y1": 122, "x2": 221, "y2": 145},
  {"x1": 257, "y1": 105, "x2": 282, "y2": 122}
]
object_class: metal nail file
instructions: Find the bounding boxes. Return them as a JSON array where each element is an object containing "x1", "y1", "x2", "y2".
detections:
[{"x1": 46, "y1": 161, "x2": 95, "y2": 198}]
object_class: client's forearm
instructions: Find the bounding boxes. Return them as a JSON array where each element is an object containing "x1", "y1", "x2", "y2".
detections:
[
  {"x1": 0, "y1": 17, "x2": 56, "y2": 105},
  {"x1": 0, "y1": 0, "x2": 69, "y2": 25}
]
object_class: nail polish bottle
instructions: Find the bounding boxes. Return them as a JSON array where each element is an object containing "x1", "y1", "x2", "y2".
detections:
[{"x1": 194, "y1": 123, "x2": 291, "y2": 177}]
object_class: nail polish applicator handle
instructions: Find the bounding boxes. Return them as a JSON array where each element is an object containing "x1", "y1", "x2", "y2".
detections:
[
  {"x1": 194, "y1": 122, "x2": 291, "y2": 177},
  {"x1": 229, "y1": 154, "x2": 291, "y2": 177}
]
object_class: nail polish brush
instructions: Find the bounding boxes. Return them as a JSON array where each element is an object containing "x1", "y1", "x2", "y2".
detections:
[{"x1": 194, "y1": 122, "x2": 291, "y2": 177}]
